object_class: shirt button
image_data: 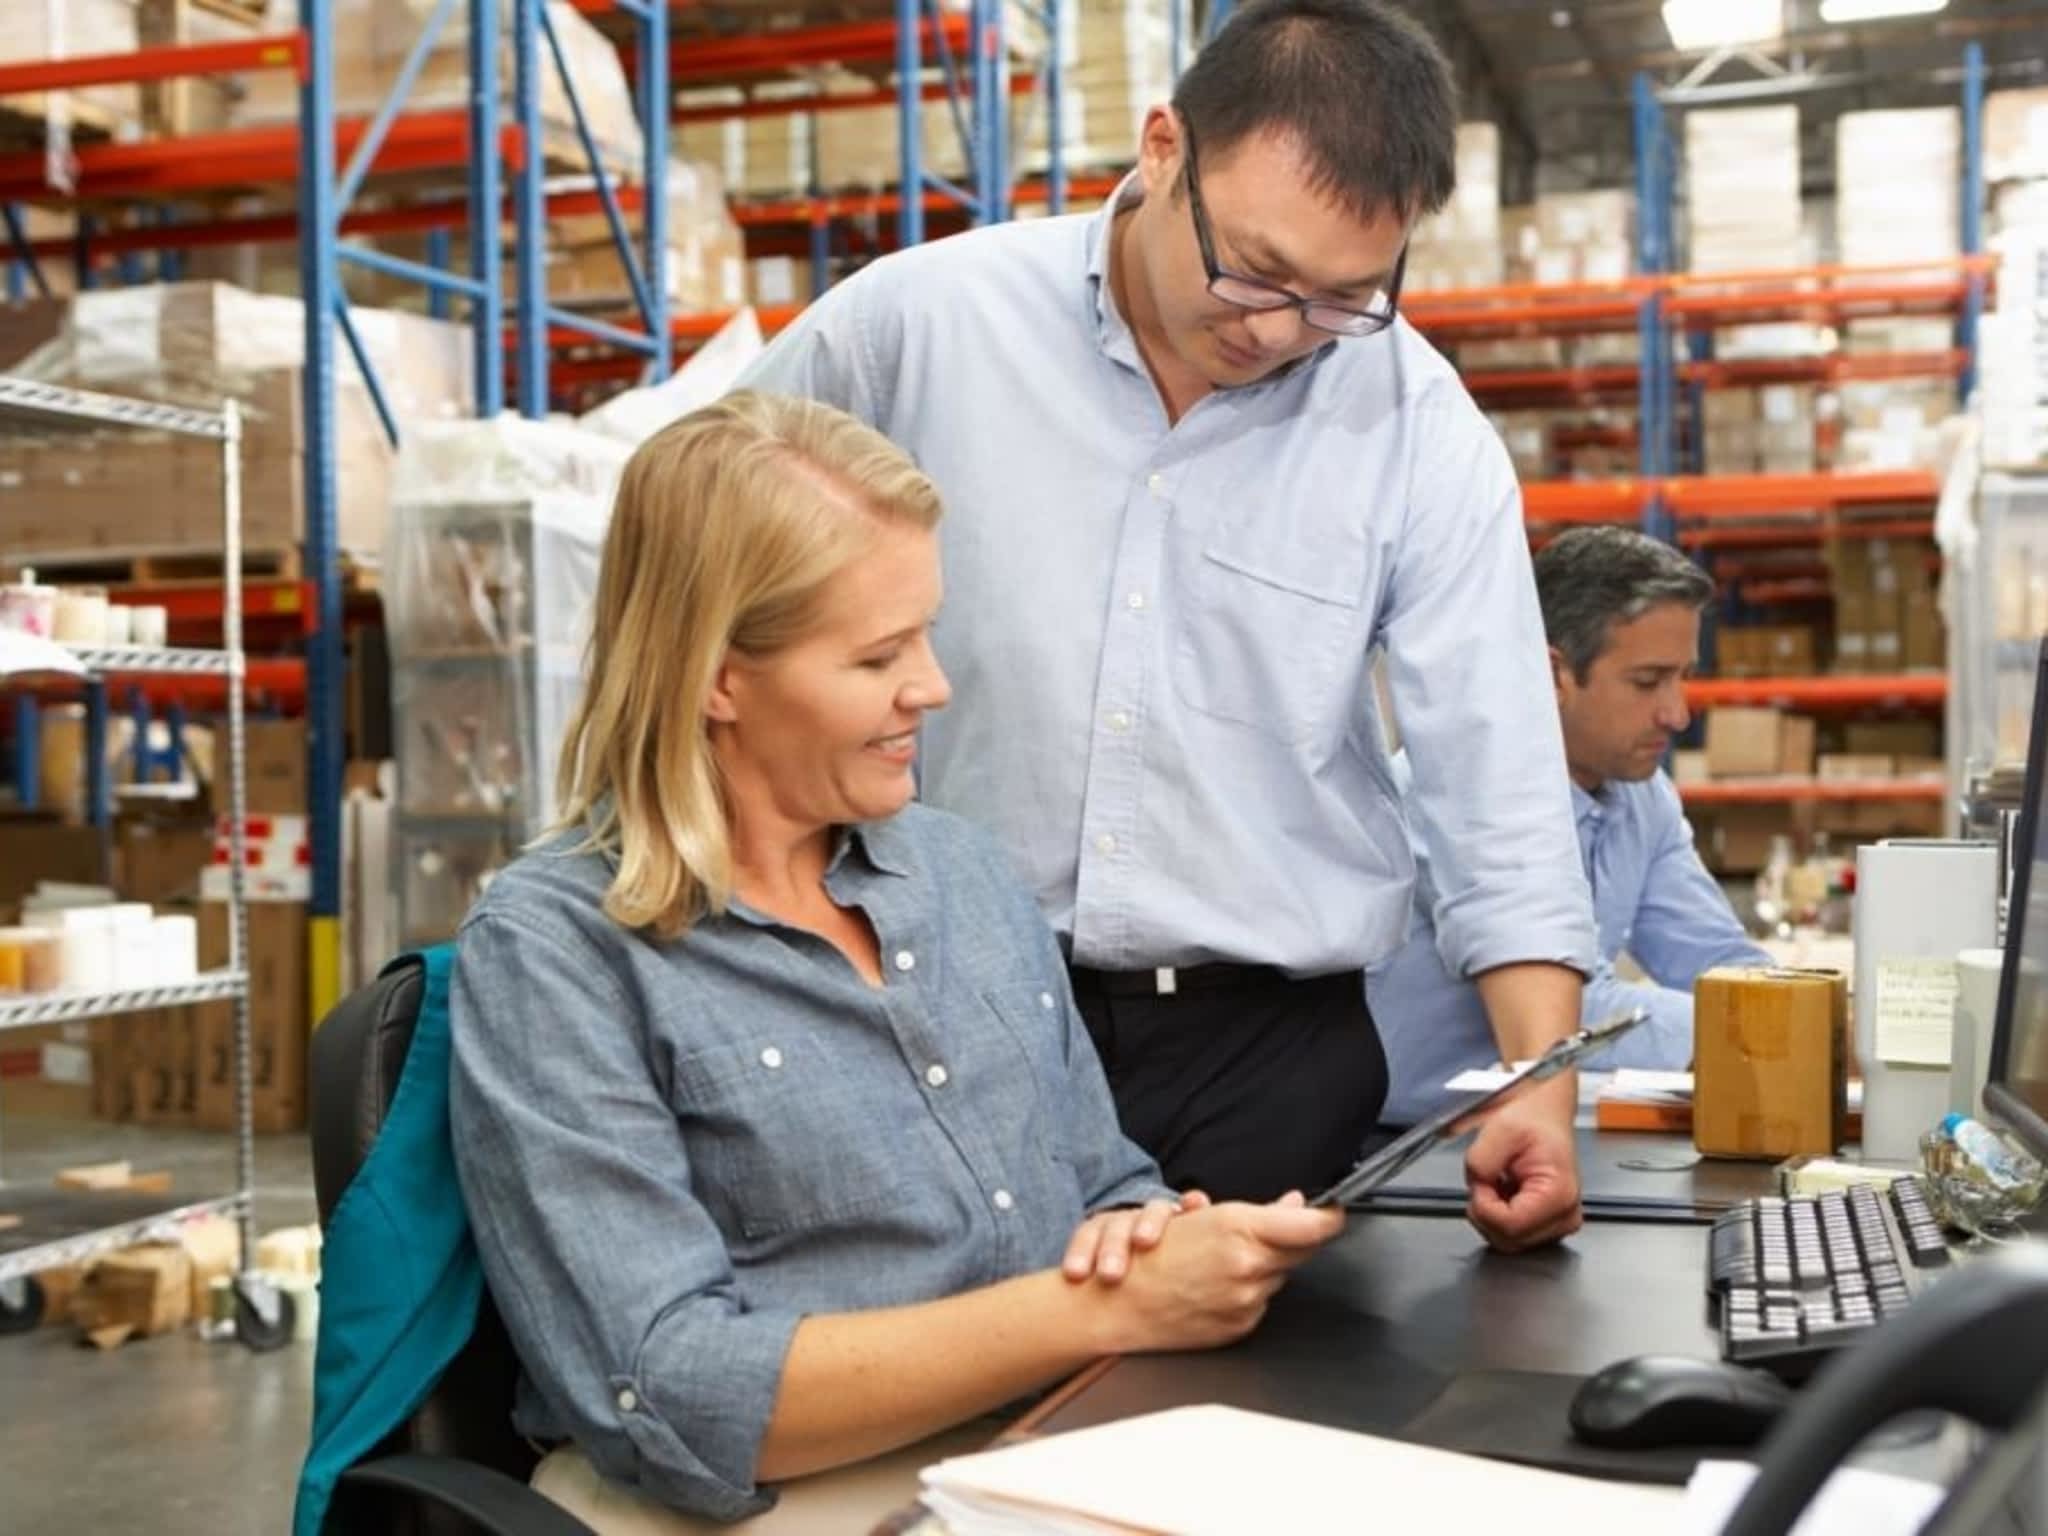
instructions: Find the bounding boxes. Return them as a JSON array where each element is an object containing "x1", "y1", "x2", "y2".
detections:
[
  {"x1": 1094, "y1": 833, "x2": 1117, "y2": 855},
  {"x1": 1126, "y1": 591, "x2": 1146, "y2": 611},
  {"x1": 1038, "y1": 991, "x2": 1056, "y2": 1010},
  {"x1": 1107, "y1": 710, "x2": 1131, "y2": 733},
  {"x1": 992, "y1": 1189, "x2": 1015, "y2": 1212},
  {"x1": 760, "y1": 1046, "x2": 784, "y2": 1070},
  {"x1": 617, "y1": 1388, "x2": 638, "y2": 1413},
  {"x1": 894, "y1": 950, "x2": 915, "y2": 972},
  {"x1": 925, "y1": 1063, "x2": 949, "y2": 1089},
  {"x1": 1146, "y1": 471, "x2": 1164, "y2": 496}
]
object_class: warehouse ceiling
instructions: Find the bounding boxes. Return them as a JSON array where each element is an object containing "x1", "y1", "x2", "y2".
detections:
[{"x1": 1397, "y1": 0, "x2": 2048, "y2": 201}]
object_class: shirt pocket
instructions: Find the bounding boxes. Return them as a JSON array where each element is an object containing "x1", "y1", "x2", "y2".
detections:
[
  {"x1": 670, "y1": 1039, "x2": 900, "y2": 1242},
  {"x1": 977, "y1": 982, "x2": 1078, "y2": 1168},
  {"x1": 1172, "y1": 524, "x2": 1367, "y2": 744}
]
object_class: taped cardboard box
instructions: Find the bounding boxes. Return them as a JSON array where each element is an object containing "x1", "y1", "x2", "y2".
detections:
[{"x1": 1694, "y1": 967, "x2": 1848, "y2": 1160}]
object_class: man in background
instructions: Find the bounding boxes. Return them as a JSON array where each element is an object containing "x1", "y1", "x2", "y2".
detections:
[{"x1": 1372, "y1": 526, "x2": 1772, "y2": 1124}]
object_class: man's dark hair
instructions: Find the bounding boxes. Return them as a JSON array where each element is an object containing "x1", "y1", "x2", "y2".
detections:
[
  {"x1": 1535, "y1": 527, "x2": 1716, "y2": 682},
  {"x1": 1170, "y1": 0, "x2": 1458, "y2": 225}
]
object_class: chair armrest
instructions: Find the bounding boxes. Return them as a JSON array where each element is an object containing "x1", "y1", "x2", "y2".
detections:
[{"x1": 334, "y1": 1452, "x2": 597, "y2": 1535}]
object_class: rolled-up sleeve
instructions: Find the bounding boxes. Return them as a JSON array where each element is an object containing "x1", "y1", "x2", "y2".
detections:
[
  {"x1": 450, "y1": 914, "x2": 802, "y2": 1523},
  {"x1": 1378, "y1": 399, "x2": 1597, "y2": 982}
]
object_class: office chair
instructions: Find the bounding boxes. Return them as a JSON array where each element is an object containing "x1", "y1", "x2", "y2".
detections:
[
  {"x1": 309, "y1": 952, "x2": 595, "y2": 1535},
  {"x1": 1723, "y1": 1245, "x2": 2048, "y2": 1536}
]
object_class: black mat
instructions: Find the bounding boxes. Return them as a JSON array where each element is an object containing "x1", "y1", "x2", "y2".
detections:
[{"x1": 1394, "y1": 1368, "x2": 1736, "y2": 1485}]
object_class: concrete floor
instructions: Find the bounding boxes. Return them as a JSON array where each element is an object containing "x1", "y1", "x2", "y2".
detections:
[{"x1": 0, "y1": 1114, "x2": 318, "y2": 1534}]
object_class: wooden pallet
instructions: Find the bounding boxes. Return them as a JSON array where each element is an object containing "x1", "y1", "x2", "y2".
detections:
[{"x1": 4, "y1": 547, "x2": 305, "y2": 584}]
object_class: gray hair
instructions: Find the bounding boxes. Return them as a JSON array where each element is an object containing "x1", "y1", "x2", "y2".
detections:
[{"x1": 1534, "y1": 527, "x2": 1714, "y2": 681}]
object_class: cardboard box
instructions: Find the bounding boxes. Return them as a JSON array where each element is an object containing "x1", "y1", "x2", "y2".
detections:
[
  {"x1": 116, "y1": 818, "x2": 213, "y2": 907},
  {"x1": 1903, "y1": 589, "x2": 1945, "y2": 671},
  {"x1": 1671, "y1": 749, "x2": 1711, "y2": 786},
  {"x1": 1702, "y1": 803, "x2": 1808, "y2": 874},
  {"x1": 195, "y1": 900, "x2": 307, "y2": 1133},
  {"x1": 1819, "y1": 753, "x2": 1896, "y2": 781},
  {"x1": 243, "y1": 719, "x2": 308, "y2": 816},
  {"x1": 1694, "y1": 967, "x2": 1847, "y2": 1160},
  {"x1": 0, "y1": 818, "x2": 104, "y2": 923},
  {"x1": 1779, "y1": 715, "x2": 1818, "y2": 778},
  {"x1": 1844, "y1": 720, "x2": 1941, "y2": 758},
  {"x1": 1706, "y1": 708, "x2": 1787, "y2": 778},
  {"x1": 71, "y1": 1244, "x2": 193, "y2": 1342}
]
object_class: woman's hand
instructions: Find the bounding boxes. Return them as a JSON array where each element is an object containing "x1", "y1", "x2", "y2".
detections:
[
  {"x1": 1061, "y1": 1190, "x2": 1213, "y2": 1283},
  {"x1": 1093, "y1": 1193, "x2": 1346, "y2": 1354}
]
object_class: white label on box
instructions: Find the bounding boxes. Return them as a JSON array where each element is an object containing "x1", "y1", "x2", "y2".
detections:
[
  {"x1": 1874, "y1": 957, "x2": 1958, "y2": 1066},
  {"x1": 42, "y1": 1042, "x2": 92, "y2": 1086}
]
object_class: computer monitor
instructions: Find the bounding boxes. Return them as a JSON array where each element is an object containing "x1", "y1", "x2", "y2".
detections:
[{"x1": 1986, "y1": 638, "x2": 2048, "y2": 1161}]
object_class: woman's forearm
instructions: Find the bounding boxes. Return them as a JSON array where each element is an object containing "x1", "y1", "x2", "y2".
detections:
[{"x1": 755, "y1": 1267, "x2": 1118, "y2": 1481}]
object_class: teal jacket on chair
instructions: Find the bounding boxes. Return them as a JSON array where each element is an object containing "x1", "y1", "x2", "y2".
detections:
[{"x1": 293, "y1": 944, "x2": 484, "y2": 1536}]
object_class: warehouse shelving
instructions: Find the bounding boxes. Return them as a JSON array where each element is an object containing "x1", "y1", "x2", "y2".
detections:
[
  {"x1": 0, "y1": 379, "x2": 290, "y2": 1349},
  {"x1": 3, "y1": 0, "x2": 1062, "y2": 1010},
  {"x1": 1677, "y1": 777, "x2": 1947, "y2": 807}
]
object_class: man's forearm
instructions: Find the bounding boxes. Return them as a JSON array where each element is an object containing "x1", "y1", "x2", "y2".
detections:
[
  {"x1": 1473, "y1": 962, "x2": 1584, "y2": 1125},
  {"x1": 1474, "y1": 961, "x2": 1583, "y2": 1061}
]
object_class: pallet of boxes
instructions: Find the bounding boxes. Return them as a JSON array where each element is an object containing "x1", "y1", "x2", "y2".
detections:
[{"x1": 0, "y1": 281, "x2": 474, "y2": 579}]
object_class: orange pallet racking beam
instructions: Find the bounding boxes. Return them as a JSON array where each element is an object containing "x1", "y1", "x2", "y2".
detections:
[
  {"x1": 1677, "y1": 777, "x2": 1949, "y2": 805},
  {"x1": 1683, "y1": 674, "x2": 1947, "y2": 710}
]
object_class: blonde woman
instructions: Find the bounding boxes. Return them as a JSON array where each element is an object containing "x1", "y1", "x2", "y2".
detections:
[{"x1": 447, "y1": 392, "x2": 1345, "y2": 1531}]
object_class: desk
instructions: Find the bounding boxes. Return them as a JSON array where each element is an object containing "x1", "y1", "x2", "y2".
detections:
[
  {"x1": 1016, "y1": 1210, "x2": 1719, "y2": 1442},
  {"x1": 1367, "y1": 1128, "x2": 1783, "y2": 1220}
]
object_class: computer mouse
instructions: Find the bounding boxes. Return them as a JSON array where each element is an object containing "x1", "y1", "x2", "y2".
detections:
[{"x1": 1568, "y1": 1354, "x2": 1794, "y2": 1450}]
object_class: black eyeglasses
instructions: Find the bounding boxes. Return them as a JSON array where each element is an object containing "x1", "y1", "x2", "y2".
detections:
[{"x1": 1181, "y1": 124, "x2": 1405, "y2": 339}]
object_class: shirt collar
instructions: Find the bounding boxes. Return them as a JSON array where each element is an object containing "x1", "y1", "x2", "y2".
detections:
[
  {"x1": 1571, "y1": 780, "x2": 1609, "y2": 829},
  {"x1": 1081, "y1": 170, "x2": 1335, "y2": 385},
  {"x1": 828, "y1": 818, "x2": 914, "y2": 880}
]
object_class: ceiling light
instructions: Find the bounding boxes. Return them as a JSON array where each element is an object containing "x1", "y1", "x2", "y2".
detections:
[
  {"x1": 1661, "y1": 0, "x2": 1782, "y2": 52},
  {"x1": 1817, "y1": 0, "x2": 1948, "y2": 21}
]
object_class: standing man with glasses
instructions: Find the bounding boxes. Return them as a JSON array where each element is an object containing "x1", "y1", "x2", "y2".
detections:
[{"x1": 739, "y1": 0, "x2": 1597, "y2": 1253}]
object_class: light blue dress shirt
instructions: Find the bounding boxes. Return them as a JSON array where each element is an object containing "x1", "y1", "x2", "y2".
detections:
[
  {"x1": 739, "y1": 179, "x2": 1595, "y2": 980},
  {"x1": 1371, "y1": 767, "x2": 1774, "y2": 1124}
]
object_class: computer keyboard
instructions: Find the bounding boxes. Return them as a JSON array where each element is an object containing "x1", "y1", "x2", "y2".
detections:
[{"x1": 1705, "y1": 1177, "x2": 1952, "y2": 1378}]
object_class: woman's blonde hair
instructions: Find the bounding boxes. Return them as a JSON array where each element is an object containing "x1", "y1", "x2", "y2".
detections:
[{"x1": 551, "y1": 390, "x2": 942, "y2": 937}]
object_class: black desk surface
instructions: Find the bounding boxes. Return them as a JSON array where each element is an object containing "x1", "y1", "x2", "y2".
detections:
[
  {"x1": 1366, "y1": 1127, "x2": 1783, "y2": 1219},
  {"x1": 1028, "y1": 1210, "x2": 1719, "y2": 1440}
]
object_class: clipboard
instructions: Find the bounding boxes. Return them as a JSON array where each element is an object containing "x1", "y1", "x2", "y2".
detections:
[{"x1": 1311, "y1": 1007, "x2": 1650, "y2": 1209}]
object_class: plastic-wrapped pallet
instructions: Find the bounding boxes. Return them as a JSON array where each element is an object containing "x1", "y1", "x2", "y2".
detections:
[
  {"x1": 1408, "y1": 123, "x2": 1502, "y2": 292},
  {"x1": 1980, "y1": 235, "x2": 2048, "y2": 467},
  {"x1": 1488, "y1": 412, "x2": 1550, "y2": 483},
  {"x1": 1686, "y1": 106, "x2": 1802, "y2": 273},
  {"x1": 383, "y1": 416, "x2": 630, "y2": 944},
  {"x1": 1835, "y1": 108, "x2": 1959, "y2": 271}
]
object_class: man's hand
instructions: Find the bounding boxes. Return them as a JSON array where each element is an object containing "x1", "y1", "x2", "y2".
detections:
[
  {"x1": 1463, "y1": 1096, "x2": 1582, "y2": 1251},
  {"x1": 1062, "y1": 1190, "x2": 1213, "y2": 1283}
]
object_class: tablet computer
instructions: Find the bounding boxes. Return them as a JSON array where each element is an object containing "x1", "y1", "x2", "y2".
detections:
[{"x1": 1310, "y1": 1007, "x2": 1649, "y2": 1209}]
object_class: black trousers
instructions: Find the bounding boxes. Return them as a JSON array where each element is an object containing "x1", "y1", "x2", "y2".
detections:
[{"x1": 1067, "y1": 966, "x2": 1388, "y2": 1204}]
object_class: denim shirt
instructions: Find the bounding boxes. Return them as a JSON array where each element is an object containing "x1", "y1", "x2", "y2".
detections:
[{"x1": 448, "y1": 803, "x2": 1168, "y2": 1522}]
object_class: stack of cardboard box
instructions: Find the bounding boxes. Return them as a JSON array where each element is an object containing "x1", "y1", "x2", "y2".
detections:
[
  {"x1": 1717, "y1": 624, "x2": 1824, "y2": 679},
  {"x1": 1408, "y1": 124, "x2": 1504, "y2": 293},
  {"x1": 0, "y1": 283, "x2": 473, "y2": 571},
  {"x1": 1835, "y1": 108, "x2": 1960, "y2": 272},
  {"x1": 1826, "y1": 537, "x2": 1944, "y2": 674},
  {"x1": 1686, "y1": 106, "x2": 1804, "y2": 274}
]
